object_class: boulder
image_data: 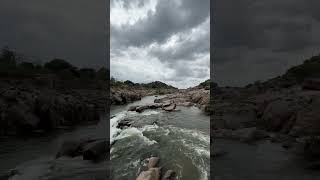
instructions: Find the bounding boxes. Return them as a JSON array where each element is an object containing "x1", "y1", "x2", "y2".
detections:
[
  {"x1": 82, "y1": 140, "x2": 108, "y2": 161},
  {"x1": 303, "y1": 79, "x2": 320, "y2": 90},
  {"x1": 136, "y1": 168, "x2": 161, "y2": 180},
  {"x1": 128, "y1": 105, "x2": 138, "y2": 111},
  {"x1": 162, "y1": 170, "x2": 175, "y2": 180},
  {"x1": 56, "y1": 140, "x2": 82, "y2": 158},
  {"x1": 147, "y1": 157, "x2": 160, "y2": 168},
  {"x1": 261, "y1": 99, "x2": 296, "y2": 132},
  {"x1": 136, "y1": 105, "x2": 150, "y2": 113},
  {"x1": 290, "y1": 98, "x2": 320, "y2": 136},
  {"x1": 154, "y1": 99, "x2": 161, "y2": 103},
  {"x1": 162, "y1": 102, "x2": 171, "y2": 107},
  {"x1": 117, "y1": 119, "x2": 132, "y2": 129},
  {"x1": 163, "y1": 104, "x2": 176, "y2": 112}
]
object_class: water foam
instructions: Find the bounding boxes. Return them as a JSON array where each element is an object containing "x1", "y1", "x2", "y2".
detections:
[{"x1": 110, "y1": 110, "x2": 159, "y2": 145}]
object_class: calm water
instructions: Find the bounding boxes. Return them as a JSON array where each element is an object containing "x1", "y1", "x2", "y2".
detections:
[
  {"x1": 110, "y1": 95, "x2": 210, "y2": 180},
  {"x1": 213, "y1": 139, "x2": 320, "y2": 180},
  {"x1": 0, "y1": 114, "x2": 108, "y2": 180}
]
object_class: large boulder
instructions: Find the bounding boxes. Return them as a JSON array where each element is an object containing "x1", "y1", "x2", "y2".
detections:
[
  {"x1": 163, "y1": 104, "x2": 176, "y2": 112},
  {"x1": 56, "y1": 140, "x2": 82, "y2": 158},
  {"x1": 82, "y1": 140, "x2": 107, "y2": 161},
  {"x1": 290, "y1": 97, "x2": 320, "y2": 136},
  {"x1": 303, "y1": 79, "x2": 320, "y2": 91},
  {"x1": 147, "y1": 157, "x2": 160, "y2": 168},
  {"x1": 213, "y1": 102, "x2": 257, "y2": 130},
  {"x1": 261, "y1": 99, "x2": 297, "y2": 132}
]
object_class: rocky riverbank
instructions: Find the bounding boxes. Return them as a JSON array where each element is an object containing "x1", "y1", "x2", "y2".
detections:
[
  {"x1": 0, "y1": 77, "x2": 108, "y2": 137},
  {"x1": 110, "y1": 81, "x2": 178, "y2": 105},
  {"x1": 212, "y1": 55, "x2": 320, "y2": 169}
]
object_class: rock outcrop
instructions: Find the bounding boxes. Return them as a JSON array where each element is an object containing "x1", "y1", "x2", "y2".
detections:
[
  {"x1": 0, "y1": 78, "x2": 106, "y2": 136},
  {"x1": 136, "y1": 157, "x2": 175, "y2": 180}
]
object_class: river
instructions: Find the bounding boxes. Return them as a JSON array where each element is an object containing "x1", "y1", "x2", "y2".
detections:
[
  {"x1": 110, "y1": 95, "x2": 210, "y2": 180},
  {"x1": 0, "y1": 114, "x2": 108, "y2": 180},
  {"x1": 213, "y1": 139, "x2": 320, "y2": 180}
]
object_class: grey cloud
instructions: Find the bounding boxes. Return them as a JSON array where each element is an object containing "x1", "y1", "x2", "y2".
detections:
[
  {"x1": 212, "y1": 0, "x2": 320, "y2": 86},
  {"x1": 150, "y1": 20, "x2": 210, "y2": 62},
  {"x1": 111, "y1": 0, "x2": 210, "y2": 88},
  {"x1": 112, "y1": 0, "x2": 209, "y2": 48},
  {"x1": 0, "y1": 0, "x2": 107, "y2": 68}
]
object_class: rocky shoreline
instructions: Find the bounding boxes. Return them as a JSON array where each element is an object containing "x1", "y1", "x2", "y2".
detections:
[
  {"x1": 212, "y1": 55, "x2": 320, "y2": 169},
  {"x1": 0, "y1": 77, "x2": 108, "y2": 137}
]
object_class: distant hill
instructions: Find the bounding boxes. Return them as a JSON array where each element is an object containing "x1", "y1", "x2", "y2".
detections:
[
  {"x1": 141, "y1": 81, "x2": 177, "y2": 89},
  {"x1": 111, "y1": 78, "x2": 177, "y2": 89},
  {"x1": 284, "y1": 55, "x2": 320, "y2": 82}
]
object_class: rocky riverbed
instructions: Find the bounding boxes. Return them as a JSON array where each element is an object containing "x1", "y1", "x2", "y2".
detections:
[
  {"x1": 0, "y1": 77, "x2": 108, "y2": 137},
  {"x1": 212, "y1": 56, "x2": 320, "y2": 178},
  {"x1": 111, "y1": 94, "x2": 210, "y2": 180}
]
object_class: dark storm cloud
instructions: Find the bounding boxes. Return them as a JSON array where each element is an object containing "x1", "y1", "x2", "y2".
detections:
[
  {"x1": 212, "y1": 0, "x2": 320, "y2": 86},
  {"x1": 112, "y1": 0, "x2": 209, "y2": 48},
  {"x1": 111, "y1": 0, "x2": 210, "y2": 88},
  {"x1": 0, "y1": 0, "x2": 107, "y2": 68}
]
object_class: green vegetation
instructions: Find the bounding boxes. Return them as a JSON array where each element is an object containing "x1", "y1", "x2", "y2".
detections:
[
  {"x1": 0, "y1": 47, "x2": 109, "y2": 81},
  {"x1": 199, "y1": 79, "x2": 210, "y2": 90},
  {"x1": 110, "y1": 77, "x2": 177, "y2": 91}
]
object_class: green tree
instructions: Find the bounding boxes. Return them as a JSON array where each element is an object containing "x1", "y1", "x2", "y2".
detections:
[{"x1": 44, "y1": 59, "x2": 76, "y2": 72}]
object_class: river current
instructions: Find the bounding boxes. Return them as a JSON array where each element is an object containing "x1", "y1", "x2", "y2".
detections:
[{"x1": 110, "y1": 95, "x2": 210, "y2": 180}]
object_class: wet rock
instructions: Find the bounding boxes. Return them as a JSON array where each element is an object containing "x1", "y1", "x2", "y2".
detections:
[
  {"x1": 136, "y1": 168, "x2": 161, "y2": 180},
  {"x1": 56, "y1": 140, "x2": 82, "y2": 158},
  {"x1": 163, "y1": 104, "x2": 176, "y2": 112},
  {"x1": 162, "y1": 102, "x2": 171, "y2": 107},
  {"x1": 177, "y1": 102, "x2": 193, "y2": 107},
  {"x1": 117, "y1": 119, "x2": 132, "y2": 129},
  {"x1": 162, "y1": 170, "x2": 175, "y2": 180},
  {"x1": 128, "y1": 105, "x2": 138, "y2": 111},
  {"x1": 154, "y1": 99, "x2": 161, "y2": 103},
  {"x1": 136, "y1": 105, "x2": 150, "y2": 113},
  {"x1": 148, "y1": 157, "x2": 160, "y2": 168},
  {"x1": 82, "y1": 140, "x2": 107, "y2": 161}
]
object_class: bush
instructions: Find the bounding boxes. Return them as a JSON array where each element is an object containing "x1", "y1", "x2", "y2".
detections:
[{"x1": 44, "y1": 59, "x2": 76, "y2": 72}]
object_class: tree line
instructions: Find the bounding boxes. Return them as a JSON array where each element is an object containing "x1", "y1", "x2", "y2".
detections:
[{"x1": 0, "y1": 47, "x2": 108, "y2": 80}]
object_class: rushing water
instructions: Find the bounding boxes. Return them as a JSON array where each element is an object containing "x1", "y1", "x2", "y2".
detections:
[
  {"x1": 213, "y1": 140, "x2": 320, "y2": 180},
  {"x1": 0, "y1": 114, "x2": 108, "y2": 180},
  {"x1": 110, "y1": 95, "x2": 210, "y2": 180}
]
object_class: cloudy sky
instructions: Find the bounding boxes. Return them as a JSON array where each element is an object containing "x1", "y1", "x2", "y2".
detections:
[
  {"x1": 213, "y1": 0, "x2": 320, "y2": 87},
  {"x1": 0, "y1": 0, "x2": 106, "y2": 68},
  {"x1": 110, "y1": 0, "x2": 210, "y2": 89}
]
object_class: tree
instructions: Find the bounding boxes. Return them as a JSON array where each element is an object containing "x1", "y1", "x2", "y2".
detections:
[
  {"x1": 44, "y1": 59, "x2": 76, "y2": 72},
  {"x1": 0, "y1": 47, "x2": 17, "y2": 66}
]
